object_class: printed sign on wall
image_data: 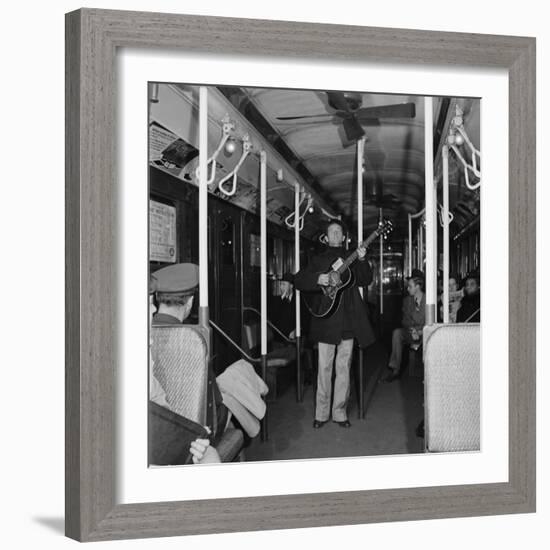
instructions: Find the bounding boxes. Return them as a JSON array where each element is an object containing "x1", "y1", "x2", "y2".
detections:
[{"x1": 150, "y1": 200, "x2": 177, "y2": 263}]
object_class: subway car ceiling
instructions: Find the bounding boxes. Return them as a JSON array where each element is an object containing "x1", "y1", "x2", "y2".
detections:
[{"x1": 149, "y1": 83, "x2": 480, "y2": 241}]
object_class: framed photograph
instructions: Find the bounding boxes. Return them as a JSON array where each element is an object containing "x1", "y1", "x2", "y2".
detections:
[{"x1": 65, "y1": 8, "x2": 535, "y2": 542}]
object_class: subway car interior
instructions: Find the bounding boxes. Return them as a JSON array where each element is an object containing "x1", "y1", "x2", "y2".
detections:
[{"x1": 148, "y1": 82, "x2": 481, "y2": 465}]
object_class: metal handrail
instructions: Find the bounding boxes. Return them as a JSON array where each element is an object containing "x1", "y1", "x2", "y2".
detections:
[
  {"x1": 242, "y1": 306, "x2": 295, "y2": 344},
  {"x1": 222, "y1": 305, "x2": 295, "y2": 344},
  {"x1": 209, "y1": 320, "x2": 261, "y2": 364},
  {"x1": 464, "y1": 308, "x2": 481, "y2": 323}
]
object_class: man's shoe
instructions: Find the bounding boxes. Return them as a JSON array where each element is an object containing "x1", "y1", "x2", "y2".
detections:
[
  {"x1": 313, "y1": 419, "x2": 328, "y2": 429},
  {"x1": 334, "y1": 420, "x2": 352, "y2": 428}
]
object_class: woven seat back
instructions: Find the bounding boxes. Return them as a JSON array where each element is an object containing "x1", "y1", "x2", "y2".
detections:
[
  {"x1": 424, "y1": 323, "x2": 480, "y2": 452},
  {"x1": 151, "y1": 325, "x2": 209, "y2": 425}
]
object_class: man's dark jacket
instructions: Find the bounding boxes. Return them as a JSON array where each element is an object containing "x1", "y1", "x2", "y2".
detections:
[
  {"x1": 294, "y1": 246, "x2": 375, "y2": 348},
  {"x1": 401, "y1": 293, "x2": 426, "y2": 329},
  {"x1": 456, "y1": 291, "x2": 481, "y2": 323}
]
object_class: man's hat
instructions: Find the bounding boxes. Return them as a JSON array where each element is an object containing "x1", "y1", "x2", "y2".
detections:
[{"x1": 153, "y1": 263, "x2": 199, "y2": 296}]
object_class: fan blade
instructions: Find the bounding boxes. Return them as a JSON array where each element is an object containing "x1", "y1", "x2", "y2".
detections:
[
  {"x1": 326, "y1": 91, "x2": 351, "y2": 112},
  {"x1": 276, "y1": 113, "x2": 335, "y2": 120},
  {"x1": 356, "y1": 102, "x2": 416, "y2": 120},
  {"x1": 342, "y1": 116, "x2": 365, "y2": 142}
]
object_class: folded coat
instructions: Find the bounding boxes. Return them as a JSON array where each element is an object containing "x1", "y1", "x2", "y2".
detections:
[{"x1": 216, "y1": 359, "x2": 269, "y2": 438}]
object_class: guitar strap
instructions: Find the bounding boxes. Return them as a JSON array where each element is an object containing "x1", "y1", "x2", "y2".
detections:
[{"x1": 302, "y1": 294, "x2": 326, "y2": 318}]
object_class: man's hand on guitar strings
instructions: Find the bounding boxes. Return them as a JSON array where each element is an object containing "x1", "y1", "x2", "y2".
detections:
[
  {"x1": 317, "y1": 273, "x2": 330, "y2": 286},
  {"x1": 357, "y1": 245, "x2": 367, "y2": 260}
]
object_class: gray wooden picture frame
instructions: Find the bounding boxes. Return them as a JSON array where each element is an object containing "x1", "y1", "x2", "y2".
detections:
[{"x1": 65, "y1": 8, "x2": 536, "y2": 542}]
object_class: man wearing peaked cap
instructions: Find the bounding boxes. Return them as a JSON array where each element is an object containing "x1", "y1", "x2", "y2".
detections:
[
  {"x1": 152, "y1": 263, "x2": 199, "y2": 324},
  {"x1": 149, "y1": 265, "x2": 222, "y2": 464},
  {"x1": 154, "y1": 262, "x2": 199, "y2": 294},
  {"x1": 151, "y1": 263, "x2": 228, "y2": 447}
]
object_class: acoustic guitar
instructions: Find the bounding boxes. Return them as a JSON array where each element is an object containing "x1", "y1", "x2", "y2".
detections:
[{"x1": 304, "y1": 220, "x2": 393, "y2": 318}]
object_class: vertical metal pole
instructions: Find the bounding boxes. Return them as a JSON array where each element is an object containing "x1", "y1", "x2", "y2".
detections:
[
  {"x1": 424, "y1": 96, "x2": 436, "y2": 325},
  {"x1": 408, "y1": 214, "x2": 413, "y2": 277},
  {"x1": 442, "y1": 145, "x2": 450, "y2": 323},
  {"x1": 260, "y1": 152, "x2": 267, "y2": 356},
  {"x1": 434, "y1": 177, "x2": 438, "y2": 320},
  {"x1": 260, "y1": 151, "x2": 268, "y2": 440},
  {"x1": 357, "y1": 138, "x2": 365, "y2": 419},
  {"x1": 409, "y1": 208, "x2": 425, "y2": 274},
  {"x1": 416, "y1": 225, "x2": 419, "y2": 269},
  {"x1": 419, "y1": 220, "x2": 424, "y2": 271},
  {"x1": 294, "y1": 181, "x2": 302, "y2": 402},
  {"x1": 379, "y1": 207, "x2": 384, "y2": 315},
  {"x1": 415, "y1": 237, "x2": 418, "y2": 270},
  {"x1": 239, "y1": 212, "x2": 245, "y2": 349},
  {"x1": 357, "y1": 138, "x2": 365, "y2": 294},
  {"x1": 198, "y1": 86, "x2": 209, "y2": 327}
]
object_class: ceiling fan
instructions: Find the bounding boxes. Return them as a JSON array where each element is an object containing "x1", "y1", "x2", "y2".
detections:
[{"x1": 276, "y1": 91, "x2": 416, "y2": 144}]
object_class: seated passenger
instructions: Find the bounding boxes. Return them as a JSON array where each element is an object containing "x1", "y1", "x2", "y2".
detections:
[
  {"x1": 267, "y1": 272, "x2": 310, "y2": 341},
  {"x1": 152, "y1": 263, "x2": 199, "y2": 325},
  {"x1": 381, "y1": 274, "x2": 425, "y2": 383},
  {"x1": 448, "y1": 276, "x2": 464, "y2": 323},
  {"x1": 456, "y1": 272, "x2": 480, "y2": 323},
  {"x1": 149, "y1": 272, "x2": 220, "y2": 464},
  {"x1": 267, "y1": 273, "x2": 296, "y2": 340},
  {"x1": 439, "y1": 275, "x2": 463, "y2": 323},
  {"x1": 152, "y1": 263, "x2": 228, "y2": 445}
]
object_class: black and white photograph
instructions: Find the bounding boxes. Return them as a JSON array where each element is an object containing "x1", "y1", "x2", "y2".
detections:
[
  {"x1": 148, "y1": 83, "x2": 481, "y2": 466},
  {"x1": 2, "y1": 0, "x2": 543, "y2": 546}
]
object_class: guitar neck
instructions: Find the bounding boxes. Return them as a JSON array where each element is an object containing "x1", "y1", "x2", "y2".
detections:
[{"x1": 337, "y1": 233, "x2": 378, "y2": 274}]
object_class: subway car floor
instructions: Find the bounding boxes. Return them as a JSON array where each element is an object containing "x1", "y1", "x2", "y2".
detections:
[{"x1": 245, "y1": 342, "x2": 425, "y2": 462}]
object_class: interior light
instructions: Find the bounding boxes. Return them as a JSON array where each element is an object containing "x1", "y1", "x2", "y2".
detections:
[
  {"x1": 224, "y1": 138, "x2": 237, "y2": 156},
  {"x1": 454, "y1": 133, "x2": 465, "y2": 146}
]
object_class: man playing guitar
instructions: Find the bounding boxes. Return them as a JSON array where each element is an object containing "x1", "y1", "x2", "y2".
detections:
[{"x1": 294, "y1": 219, "x2": 375, "y2": 428}]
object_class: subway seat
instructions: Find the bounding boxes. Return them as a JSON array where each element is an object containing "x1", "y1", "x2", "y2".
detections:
[
  {"x1": 151, "y1": 325, "x2": 244, "y2": 462},
  {"x1": 152, "y1": 325, "x2": 210, "y2": 424},
  {"x1": 244, "y1": 323, "x2": 296, "y2": 366},
  {"x1": 243, "y1": 322, "x2": 297, "y2": 400},
  {"x1": 423, "y1": 323, "x2": 480, "y2": 453}
]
